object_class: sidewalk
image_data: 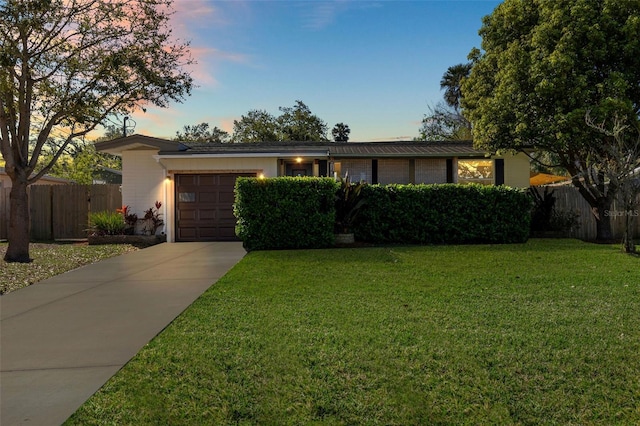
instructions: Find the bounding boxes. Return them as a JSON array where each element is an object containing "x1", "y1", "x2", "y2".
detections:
[{"x1": 0, "y1": 242, "x2": 246, "y2": 426}]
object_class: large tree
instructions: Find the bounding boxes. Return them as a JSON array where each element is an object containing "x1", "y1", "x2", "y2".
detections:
[
  {"x1": 440, "y1": 63, "x2": 472, "y2": 111},
  {"x1": 231, "y1": 101, "x2": 329, "y2": 142},
  {"x1": 174, "y1": 122, "x2": 230, "y2": 143},
  {"x1": 417, "y1": 102, "x2": 472, "y2": 142},
  {"x1": 277, "y1": 100, "x2": 328, "y2": 141},
  {"x1": 462, "y1": 0, "x2": 640, "y2": 241},
  {"x1": 332, "y1": 122, "x2": 350, "y2": 142},
  {"x1": 417, "y1": 63, "x2": 472, "y2": 142},
  {"x1": 0, "y1": 0, "x2": 193, "y2": 262},
  {"x1": 231, "y1": 109, "x2": 279, "y2": 143}
]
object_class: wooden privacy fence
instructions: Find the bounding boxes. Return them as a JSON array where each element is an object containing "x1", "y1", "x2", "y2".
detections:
[
  {"x1": 534, "y1": 186, "x2": 640, "y2": 241},
  {"x1": 0, "y1": 184, "x2": 122, "y2": 241}
]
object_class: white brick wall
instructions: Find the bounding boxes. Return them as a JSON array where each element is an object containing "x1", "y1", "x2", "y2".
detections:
[{"x1": 122, "y1": 150, "x2": 166, "y2": 223}]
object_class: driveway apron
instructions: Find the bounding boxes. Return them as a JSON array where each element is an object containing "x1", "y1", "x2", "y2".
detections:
[{"x1": 0, "y1": 242, "x2": 246, "y2": 426}]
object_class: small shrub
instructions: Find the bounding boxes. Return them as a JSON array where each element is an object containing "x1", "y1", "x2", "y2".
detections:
[
  {"x1": 142, "y1": 201, "x2": 164, "y2": 235},
  {"x1": 89, "y1": 211, "x2": 126, "y2": 236},
  {"x1": 116, "y1": 205, "x2": 138, "y2": 235},
  {"x1": 335, "y1": 174, "x2": 366, "y2": 233}
]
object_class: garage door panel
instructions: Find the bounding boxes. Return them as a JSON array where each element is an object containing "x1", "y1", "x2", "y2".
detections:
[
  {"x1": 219, "y1": 191, "x2": 235, "y2": 203},
  {"x1": 178, "y1": 227, "x2": 197, "y2": 239},
  {"x1": 177, "y1": 175, "x2": 197, "y2": 185},
  {"x1": 198, "y1": 175, "x2": 217, "y2": 185},
  {"x1": 218, "y1": 207, "x2": 235, "y2": 220},
  {"x1": 219, "y1": 227, "x2": 237, "y2": 239},
  {"x1": 176, "y1": 173, "x2": 254, "y2": 242},
  {"x1": 199, "y1": 192, "x2": 218, "y2": 203},
  {"x1": 178, "y1": 210, "x2": 197, "y2": 221},
  {"x1": 199, "y1": 208, "x2": 217, "y2": 220},
  {"x1": 219, "y1": 175, "x2": 239, "y2": 185}
]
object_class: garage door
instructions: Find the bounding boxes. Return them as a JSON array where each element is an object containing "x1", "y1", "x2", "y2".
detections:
[{"x1": 175, "y1": 173, "x2": 254, "y2": 241}]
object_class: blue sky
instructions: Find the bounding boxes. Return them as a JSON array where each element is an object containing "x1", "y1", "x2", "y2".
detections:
[{"x1": 123, "y1": 0, "x2": 502, "y2": 142}]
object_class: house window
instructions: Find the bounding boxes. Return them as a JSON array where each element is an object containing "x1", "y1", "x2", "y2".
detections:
[
  {"x1": 457, "y1": 159, "x2": 494, "y2": 185},
  {"x1": 332, "y1": 162, "x2": 342, "y2": 178},
  {"x1": 178, "y1": 192, "x2": 196, "y2": 202}
]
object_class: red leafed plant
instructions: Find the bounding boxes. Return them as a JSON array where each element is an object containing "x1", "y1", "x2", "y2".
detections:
[
  {"x1": 117, "y1": 205, "x2": 138, "y2": 234},
  {"x1": 143, "y1": 201, "x2": 164, "y2": 235}
]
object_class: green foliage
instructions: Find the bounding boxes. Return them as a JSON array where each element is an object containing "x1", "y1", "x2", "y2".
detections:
[
  {"x1": 334, "y1": 175, "x2": 366, "y2": 233},
  {"x1": 332, "y1": 122, "x2": 350, "y2": 142},
  {"x1": 234, "y1": 177, "x2": 337, "y2": 250},
  {"x1": 440, "y1": 62, "x2": 472, "y2": 110},
  {"x1": 461, "y1": 0, "x2": 640, "y2": 240},
  {"x1": 88, "y1": 211, "x2": 126, "y2": 236},
  {"x1": 231, "y1": 101, "x2": 329, "y2": 142},
  {"x1": 174, "y1": 122, "x2": 230, "y2": 143},
  {"x1": 353, "y1": 184, "x2": 531, "y2": 244},
  {"x1": 277, "y1": 100, "x2": 329, "y2": 141},
  {"x1": 37, "y1": 143, "x2": 121, "y2": 184},
  {"x1": 231, "y1": 109, "x2": 280, "y2": 142},
  {"x1": 417, "y1": 102, "x2": 472, "y2": 142},
  {"x1": 1, "y1": 0, "x2": 192, "y2": 261}
]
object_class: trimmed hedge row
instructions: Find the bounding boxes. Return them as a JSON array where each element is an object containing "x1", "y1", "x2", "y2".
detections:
[
  {"x1": 234, "y1": 177, "x2": 337, "y2": 251},
  {"x1": 234, "y1": 178, "x2": 531, "y2": 250},
  {"x1": 353, "y1": 184, "x2": 532, "y2": 244}
]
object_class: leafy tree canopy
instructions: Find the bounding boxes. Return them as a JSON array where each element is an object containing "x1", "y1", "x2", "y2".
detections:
[
  {"x1": 0, "y1": 0, "x2": 193, "y2": 262},
  {"x1": 231, "y1": 101, "x2": 329, "y2": 142},
  {"x1": 461, "y1": 0, "x2": 640, "y2": 240},
  {"x1": 174, "y1": 122, "x2": 230, "y2": 143},
  {"x1": 416, "y1": 62, "x2": 472, "y2": 142},
  {"x1": 417, "y1": 102, "x2": 472, "y2": 142},
  {"x1": 440, "y1": 63, "x2": 472, "y2": 111},
  {"x1": 277, "y1": 100, "x2": 328, "y2": 141},
  {"x1": 231, "y1": 109, "x2": 280, "y2": 143},
  {"x1": 332, "y1": 122, "x2": 351, "y2": 142}
]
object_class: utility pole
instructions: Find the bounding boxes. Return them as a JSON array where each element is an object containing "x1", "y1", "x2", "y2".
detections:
[{"x1": 123, "y1": 116, "x2": 129, "y2": 137}]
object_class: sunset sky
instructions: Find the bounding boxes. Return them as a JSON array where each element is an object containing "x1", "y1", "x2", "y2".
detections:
[{"x1": 116, "y1": 0, "x2": 502, "y2": 142}]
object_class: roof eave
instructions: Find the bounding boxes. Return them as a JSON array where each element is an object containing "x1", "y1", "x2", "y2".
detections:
[{"x1": 95, "y1": 134, "x2": 183, "y2": 156}]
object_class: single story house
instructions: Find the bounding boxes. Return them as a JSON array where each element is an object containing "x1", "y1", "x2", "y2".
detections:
[{"x1": 95, "y1": 135, "x2": 531, "y2": 242}]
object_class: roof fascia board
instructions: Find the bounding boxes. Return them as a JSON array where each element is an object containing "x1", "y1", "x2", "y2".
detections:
[
  {"x1": 156, "y1": 152, "x2": 330, "y2": 159},
  {"x1": 332, "y1": 153, "x2": 491, "y2": 158}
]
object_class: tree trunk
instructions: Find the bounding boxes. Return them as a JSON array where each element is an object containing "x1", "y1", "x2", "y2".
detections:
[
  {"x1": 4, "y1": 181, "x2": 32, "y2": 263},
  {"x1": 595, "y1": 202, "x2": 614, "y2": 242},
  {"x1": 571, "y1": 176, "x2": 615, "y2": 242},
  {"x1": 622, "y1": 211, "x2": 636, "y2": 253}
]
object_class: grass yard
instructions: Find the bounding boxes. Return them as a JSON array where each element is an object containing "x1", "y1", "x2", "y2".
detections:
[
  {"x1": 0, "y1": 242, "x2": 138, "y2": 295},
  {"x1": 67, "y1": 239, "x2": 640, "y2": 425}
]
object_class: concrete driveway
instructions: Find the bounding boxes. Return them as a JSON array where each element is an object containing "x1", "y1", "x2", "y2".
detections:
[{"x1": 0, "y1": 242, "x2": 246, "y2": 426}]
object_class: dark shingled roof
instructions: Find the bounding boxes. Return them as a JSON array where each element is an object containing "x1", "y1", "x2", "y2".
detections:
[
  {"x1": 95, "y1": 135, "x2": 492, "y2": 158},
  {"x1": 160, "y1": 140, "x2": 489, "y2": 157},
  {"x1": 327, "y1": 141, "x2": 486, "y2": 157}
]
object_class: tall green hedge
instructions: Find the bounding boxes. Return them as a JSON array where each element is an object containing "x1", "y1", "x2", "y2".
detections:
[
  {"x1": 352, "y1": 184, "x2": 531, "y2": 244},
  {"x1": 234, "y1": 177, "x2": 337, "y2": 251}
]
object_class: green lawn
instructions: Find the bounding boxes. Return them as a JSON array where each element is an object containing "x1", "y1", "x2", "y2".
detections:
[{"x1": 67, "y1": 240, "x2": 640, "y2": 425}]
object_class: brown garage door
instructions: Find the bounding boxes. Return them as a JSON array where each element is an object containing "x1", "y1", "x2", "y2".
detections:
[{"x1": 175, "y1": 173, "x2": 254, "y2": 241}]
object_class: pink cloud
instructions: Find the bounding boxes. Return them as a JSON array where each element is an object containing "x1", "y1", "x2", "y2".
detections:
[
  {"x1": 166, "y1": 2, "x2": 252, "y2": 88},
  {"x1": 219, "y1": 117, "x2": 239, "y2": 134},
  {"x1": 186, "y1": 46, "x2": 252, "y2": 87}
]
